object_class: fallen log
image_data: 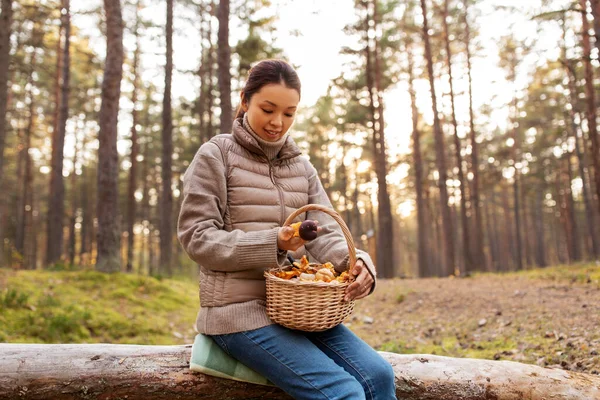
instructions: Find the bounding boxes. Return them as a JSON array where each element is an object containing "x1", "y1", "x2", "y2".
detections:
[{"x1": 0, "y1": 343, "x2": 599, "y2": 400}]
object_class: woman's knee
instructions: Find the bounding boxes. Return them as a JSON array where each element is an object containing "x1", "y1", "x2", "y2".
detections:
[
  {"x1": 336, "y1": 377, "x2": 366, "y2": 400},
  {"x1": 367, "y1": 359, "x2": 396, "y2": 399},
  {"x1": 290, "y1": 372, "x2": 365, "y2": 400}
]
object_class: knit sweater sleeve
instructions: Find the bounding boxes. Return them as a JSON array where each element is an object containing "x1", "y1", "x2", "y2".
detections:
[
  {"x1": 302, "y1": 159, "x2": 377, "y2": 293},
  {"x1": 177, "y1": 141, "x2": 286, "y2": 272}
]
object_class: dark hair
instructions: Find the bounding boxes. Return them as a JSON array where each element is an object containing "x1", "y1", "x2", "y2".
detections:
[{"x1": 235, "y1": 59, "x2": 302, "y2": 120}]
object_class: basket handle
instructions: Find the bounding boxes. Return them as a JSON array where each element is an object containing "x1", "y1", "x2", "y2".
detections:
[{"x1": 283, "y1": 204, "x2": 357, "y2": 271}]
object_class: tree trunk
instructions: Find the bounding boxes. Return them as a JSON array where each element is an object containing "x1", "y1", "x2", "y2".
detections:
[
  {"x1": 175, "y1": 172, "x2": 183, "y2": 274},
  {"x1": 463, "y1": 0, "x2": 484, "y2": 272},
  {"x1": 371, "y1": 0, "x2": 394, "y2": 277},
  {"x1": 407, "y1": 41, "x2": 428, "y2": 278},
  {"x1": 149, "y1": 161, "x2": 159, "y2": 276},
  {"x1": 427, "y1": 188, "x2": 442, "y2": 276},
  {"x1": 339, "y1": 141, "x2": 350, "y2": 227},
  {"x1": 443, "y1": 0, "x2": 471, "y2": 275},
  {"x1": 47, "y1": 0, "x2": 71, "y2": 265},
  {"x1": 580, "y1": 0, "x2": 600, "y2": 216},
  {"x1": 196, "y1": 0, "x2": 210, "y2": 144},
  {"x1": 217, "y1": 0, "x2": 232, "y2": 133},
  {"x1": 561, "y1": 15, "x2": 600, "y2": 259},
  {"x1": 79, "y1": 166, "x2": 89, "y2": 261},
  {"x1": 22, "y1": 78, "x2": 34, "y2": 269},
  {"x1": 126, "y1": 1, "x2": 141, "y2": 273},
  {"x1": 1, "y1": 343, "x2": 599, "y2": 400},
  {"x1": 564, "y1": 153, "x2": 581, "y2": 261},
  {"x1": 160, "y1": 0, "x2": 174, "y2": 276},
  {"x1": 510, "y1": 111, "x2": 523, "y2": 270},
  {"x1": 559, "y1": 164, "x2": 573, "y2": 263},
  {"x1": 576, "y1": 126, "x2": 600, "y2": 259},
  {"x1": 96, "y1": 0, "x2": 124, "y2": 273},
  {"x1": 420, "y1": 0, "x2": 455, "y2": 276},
  {"x1": 206, "y1": 2, "x2": 216, "y2": 140},
  {"x1": 484, "y1": 191, "x2": 498, "y2": 271},
  {"x1": 140, "y1": 140, "x2": 150, "y2": 275},
  {"x1": 501, "y1": 188, "x2": 514, "y2": 271},
  {"x1": 590, "y1": 0, "x2": 600, "y2": 68},
  {"x1": 351, "y1": 166, "x2": 363, "y2": 247},
  {"x1": 0, "y1": 0, "x2": 11, "y2": 195},
  {"x1": 521, "y1": 184, "x2": 534, "y2": 267},
  {"x1": 16, "y1": 49, "x2": 37, "y2": 262},
  {"x1": 556, "y1": 171, "x2": 572, "y2": 263},
  {"x1": 0, "y1": 0, "x2": 13, "y2": 266},
  {"x1": 67, "y1": 132, "x2": 78, "y2": 265},
  {"x1": 52, "y1": 21, "x2": 63, "y2": 153},
  {"x1": 14, "y1": 139, "x2": 24, "y2": 256},
  {"x1": 532, "y1": 190, "x2": 546, "y2": 267}
]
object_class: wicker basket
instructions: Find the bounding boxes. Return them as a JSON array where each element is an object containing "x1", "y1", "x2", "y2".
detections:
[{"x1": 264, "y1": 204, "x2": 357, "y2": 332}]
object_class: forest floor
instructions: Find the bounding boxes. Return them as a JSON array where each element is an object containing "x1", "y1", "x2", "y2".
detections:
[
  {"x1": 1, "y1": 263, "x2": 599, "y2": 375},
  {"x1": 350, "y1": 263, "x2": 600, "y2": 375}
]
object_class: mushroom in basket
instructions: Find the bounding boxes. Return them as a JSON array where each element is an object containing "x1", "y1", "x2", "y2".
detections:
[{"x1": 272, "y1": 255, "x2": 351, "y2": 284}]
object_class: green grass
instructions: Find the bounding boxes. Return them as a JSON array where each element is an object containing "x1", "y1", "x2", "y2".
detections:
[
  {"x1": 3, "y1": 263, "x2": 598, "y2": 349},
  {"x1": 515, "y1": 262, "x2": 600, "y2": 285},
  {"x1": 471, "y1": 262, "x2": 600, "y2": 286},
  {"x1": 0, "y1": 269, "x2": 199, "y2": 344},
  {"x1": 379, "y1": 334, "x2": 518, "y2": 360}
]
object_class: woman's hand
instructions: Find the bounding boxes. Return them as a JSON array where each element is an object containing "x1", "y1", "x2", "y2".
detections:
[
  {"x1": 344, "y1": 260, "x2": 374, "y2": 302},
  {"x1": 277, "y1": 226, "x2": 306, "y2": 252},
  {"x1": 277, "y1": 222, "x2": 322, "y2": 252}
]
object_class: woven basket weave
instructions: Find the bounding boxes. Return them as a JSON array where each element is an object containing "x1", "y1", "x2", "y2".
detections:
[{"x1": 264, "y1": 204, "x2": 357, "y2": 332}]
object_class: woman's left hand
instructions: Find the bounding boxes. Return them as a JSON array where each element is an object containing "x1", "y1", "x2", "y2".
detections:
[{"x1": 344, "y1": 259, "x2": 374, "y2": 302}]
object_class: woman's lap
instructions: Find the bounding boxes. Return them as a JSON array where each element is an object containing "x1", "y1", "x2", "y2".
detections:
[{"x1": 211, "y1": 324, "x2": 396, "y2": 400}]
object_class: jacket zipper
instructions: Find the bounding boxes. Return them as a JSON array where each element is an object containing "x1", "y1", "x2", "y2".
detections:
[{"x1": 269, "y1": 161, "x2": 286, "y2": 225}]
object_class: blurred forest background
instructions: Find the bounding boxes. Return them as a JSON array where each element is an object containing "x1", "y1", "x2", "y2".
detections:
[{"x1": 1, "y1": 0, "x2": 600, "y2": 280}]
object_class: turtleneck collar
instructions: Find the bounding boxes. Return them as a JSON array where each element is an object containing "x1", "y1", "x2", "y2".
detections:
[{"x1": 242, "y1": 113, "x2": 288, "y2": 161}]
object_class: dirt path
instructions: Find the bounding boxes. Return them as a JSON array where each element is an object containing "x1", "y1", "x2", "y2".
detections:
[{"x1": 349, "y1": 273, "x2": 600, "y2": 375}]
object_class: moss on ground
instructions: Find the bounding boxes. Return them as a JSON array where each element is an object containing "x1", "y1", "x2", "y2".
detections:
[{"x1": 0, "y1": 269, "x2": 198, "y2": 344}]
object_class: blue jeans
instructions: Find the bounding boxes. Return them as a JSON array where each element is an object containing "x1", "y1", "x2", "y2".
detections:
[{"x1": 210, "y1": 324, "x2": 397, "y2": 400}]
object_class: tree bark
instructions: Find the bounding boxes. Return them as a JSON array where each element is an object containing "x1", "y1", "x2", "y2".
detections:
[
  {"x1": 407, "y1": 41, "x2": 428, "y2": 278},
  {"x1": 443, "y1": 0, "x2": 471, "y2": 275},
  {"x1": 484, "y1": 191, "x2": 498, "y2": 271},
  {"x1": 96, "y1": 0, "x2": 124, "y2": 273},
  {"x1": 217, "y1": 0, "x2": 232, "y2": 133},
  {"x1": 533, "y1": 190, "x2": 547, "y2": 267},
  {"x1": 126, "y1": 1, "x2": 141, "y2": 273},
  {"x1": 47, "y1": 0, "x2": 71, "y2": 265},
  {"x1": 510, "y1": 103, "x2": 523, "y2": 270},
  {"x1": 580, "y1": 0, "x2": 600, "y2": 216},
  {"x1": 501, "y1": 188, "x2": 514, "y2": 271},
  {"x1": 520, "y1": 185, "x2": 533, "y2": 267},
  {"x1": 79, "y1": 166, "x2": 89, "y2": 261},
  {"x1": 420, "y1": 0, "x2": 455, "y2": 276},
  {"x1": 22, "y1": 67, "x2": 35, "y2": 269},
  {"x1": 561, "y1": 14, "x2": 600, "y2": 260},
  {"x1": 160, "y1": 0, "x2": 174, "y2": 276},
  {"x1": 0, "y1": 0, "x2": 13, "y2": 266},
  {"x1": 0, "y1": 0, "x2": 11, "y2": 190},
  {"x1": 565, "y1": 151, "x2": 582, "y2": 261},
  {"x1": 16, "y1": 48, "x2": 37, "y2": 262},
  {"x1": 426, "y1": 187, "x2": 442, "y2": 276},
  {"x1": 370, "y1": 0, "x2": 394, "y2": 278},
  {"x1": 206, "y1": 1, "x2": 216, "y2": 140},
  {"x1": 590, "y1": 0, "x2": 600, "y2": 69},
  {"x1": 196, "y1": 0, "x2": 209, "y2": 143},
  {"x1": 1, "y1": 343, "x2": 599, "y2": 400},
  {"x1": 67, "y1": 130, "x2": 78, "y2": 265},
  {"x1": 463, "y1": 0, "x2": 485, "y2": 272}
]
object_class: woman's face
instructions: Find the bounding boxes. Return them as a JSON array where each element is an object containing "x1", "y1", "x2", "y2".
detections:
[{"x1": 242, "y1": 83, "x2": 300, "y2": 142}]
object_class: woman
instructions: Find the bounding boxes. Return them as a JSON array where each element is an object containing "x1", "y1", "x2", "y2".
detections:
[{"x1": 178, "y1": 59, "x2": 396, "y2": 399}]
